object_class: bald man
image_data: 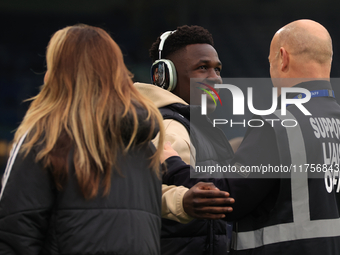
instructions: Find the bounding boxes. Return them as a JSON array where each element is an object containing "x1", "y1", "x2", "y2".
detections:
[
  {"x1": 269, "y1": 19, "x2": 332, "y2": 91},
  {"x1": 222, "y1": 19, "x2": 340, "y2": 255}
]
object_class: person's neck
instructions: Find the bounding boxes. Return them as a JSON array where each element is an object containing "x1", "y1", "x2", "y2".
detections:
[{"x1": 276, "y1": 77, "x2": 330, "y2": 96}]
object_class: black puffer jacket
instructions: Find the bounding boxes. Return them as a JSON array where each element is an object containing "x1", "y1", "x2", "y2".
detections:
[
  {"x1": 160, "y1": 104, "x2": 234, "y2": 255},
  {"x1": 0, "y1": 112, "x2": 162, "y2": 255}
]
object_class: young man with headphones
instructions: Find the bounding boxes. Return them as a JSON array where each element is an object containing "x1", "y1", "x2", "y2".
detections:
[{"x1": 135, "y1": 25, "x2": 234, "y2": 255}]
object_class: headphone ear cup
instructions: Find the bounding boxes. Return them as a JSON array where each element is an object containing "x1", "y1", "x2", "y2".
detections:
[
  {"x1": 151, "y1": 59, "x2": 177, "y2": 91},
  {"x1": 165, "y1": 59, "x2": 177, "y2": 91}
]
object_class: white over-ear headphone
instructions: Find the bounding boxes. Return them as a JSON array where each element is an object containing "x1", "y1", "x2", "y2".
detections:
[{"x1": 150, "y1": 30, "x2": 177, "y2": 91}]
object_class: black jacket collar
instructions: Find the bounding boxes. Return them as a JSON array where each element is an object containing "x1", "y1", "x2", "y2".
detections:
[{"x1": 285, "y1": 80, "x2": 332, "y2": 99}]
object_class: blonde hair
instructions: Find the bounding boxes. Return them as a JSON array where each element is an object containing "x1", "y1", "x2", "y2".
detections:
[{"x1": 14, "y1": 24, "x2": 164, "y2": 199}]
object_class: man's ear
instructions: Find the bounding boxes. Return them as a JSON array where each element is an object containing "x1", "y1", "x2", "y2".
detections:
[{"x1": 280, "y1": 47, "x2": 289, "y2": 72}]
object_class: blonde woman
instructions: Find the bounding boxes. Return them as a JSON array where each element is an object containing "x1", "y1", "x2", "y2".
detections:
[{"x1": 0, "y1": 24, "x2": 165, "y2": 255}]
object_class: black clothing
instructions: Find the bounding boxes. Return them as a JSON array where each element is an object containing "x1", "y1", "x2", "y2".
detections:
[
  {"x1": 231, "y1": 80, "x2": 340, "y2": 254},
  {"x1": 0, "y1": 116, "x2": 162, "y2": 255},
  {"x1": 161, "y1": 104, "x2": 234, "y2": 255}
]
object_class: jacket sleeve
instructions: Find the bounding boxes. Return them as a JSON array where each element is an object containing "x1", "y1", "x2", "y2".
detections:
[
  {"x1": 153, "y1": 119, "x2": 196, "y2": 167},
  {"x1": 163, "y1": 131, "x2": 280, "y2": 222},
  {"x1": 161, "y1": 184, "x2": 193, "y2": 224},
  {"x1": 163, "y1": 155, "x2": 233, "y2": 190},
  {"x1": 0, "y1": 142, "x2": 55, "y2": 255}
]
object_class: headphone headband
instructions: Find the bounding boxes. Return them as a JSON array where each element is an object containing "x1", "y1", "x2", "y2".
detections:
[{"x1": 158, "y1": 30, "x2": 176, "y2": 59}]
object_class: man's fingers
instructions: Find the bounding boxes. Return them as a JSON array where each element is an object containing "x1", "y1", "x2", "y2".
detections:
[
  {"x1": 195, "y1": 182, "x2": 219, "y2": 191},
  {"x1": 164, "y1": 141, "x2": 172, "y2": 150},
  {"x1": 161, "y1": 141, "x2": 179, "y2": 163},
  {"x1": 193, "y1": 206, "x2": 234, "y2": 219},
  {"x1": 183, "y1": 182, "x2": 236, "y2": 219},
  {"x1": 196, "y1": 206, "x2": 233, "y2": 214},
  {"x1": 193, "y1": 197, "x2": 235, "y2": 206},
  {"x1": 194, "y1": 189, "x2": 231, "y2": 199}
]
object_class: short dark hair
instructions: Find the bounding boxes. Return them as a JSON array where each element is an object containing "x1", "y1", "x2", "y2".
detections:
[{"x1": 149, "y1": 25, "x2": 214, "y2": 62}]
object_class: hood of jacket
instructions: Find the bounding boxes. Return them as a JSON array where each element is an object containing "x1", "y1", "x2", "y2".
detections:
[{"x1": 134, "y1": 82, "x2": 188, "y2": 108}]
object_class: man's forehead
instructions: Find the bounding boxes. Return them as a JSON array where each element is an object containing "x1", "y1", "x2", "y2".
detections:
[
  {"x1": 169, "y1": 43, "x2": 220, "y2": 66},
  {"x1": 194, "y1": 58, "x2": 222, "y2": 66},
  {"x1": 184, "y1": 44, "x2": 219, "y2": 60}
]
